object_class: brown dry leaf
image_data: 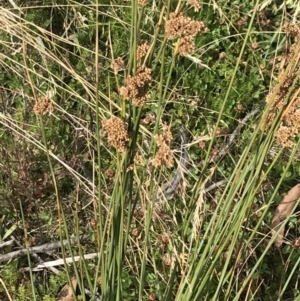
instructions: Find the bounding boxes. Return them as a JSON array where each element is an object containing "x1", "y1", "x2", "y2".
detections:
[
  {"x1": 271, "y1": 183, "x2": 300, "y2": 247},
  {"x1": 292, "y1": 237, "x2": 300, "y2": 248},
  {"x1": 56, "y1": 277, "x2": 77, "y2": 301}
]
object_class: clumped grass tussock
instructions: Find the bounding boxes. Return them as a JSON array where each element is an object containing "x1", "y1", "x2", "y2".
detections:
[{"x1": 1, "y1": 0, "x2": 300, "y2": 300}]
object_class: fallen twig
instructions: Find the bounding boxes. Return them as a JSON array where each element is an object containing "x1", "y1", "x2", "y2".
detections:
[
  {"x1": 156, "y1": 125, "x2": 190, "y2": 203},
  {"x1": 20, "y1": 252, "x2": 99, "y2": 271},
  {"x1": 203, "y1": 179, "x2": 227, "y2": 193},
  {"x1": 20, "y1": 251, "x2": 101, "y2": 300},
  {"x1": 10, "y1": 235, "x2": 60, "y2": 275},
  {"x1": 211, "y1": 108, "x2": 260, "y2": 163},
  {"x1": 1, "y1": 228, "x2": 60, "y2": 274},
  {"x1": 0, "y1": 234, "x2": 88, "y2": 263},
  {"x1": 0, "y1": 239, "x2": 15, "y2": 249}
]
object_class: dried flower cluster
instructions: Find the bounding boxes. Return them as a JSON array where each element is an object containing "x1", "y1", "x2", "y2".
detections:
[
  {"x1": 162, "y1": 253, "x2": 175, "y2": 268},
  {"x1": 134, "y1": 152, "x2": 144, "y2": 165},
  {"x1": 137, "y1": 40, "x2": 149, "y2": 60},
  {"x1": 258, "y1": 11, "x2": 270, "y2": 27},
  {"x1": 264, "y1": 23, "x2": 300, "y2": 147},
  {"x1": 33, "y1": 96, "x2": 54, "y2": 115},
  {"x1": 104, "y1": 168, "x2": 115, "y2": 179},
  {"x1": 152, "y1": 125, "x2": 174, "y2": 167},
  {"x1": 141, "y1": 112, "x2": 156, "y2": 125},
  {"x1": 251, "y1": 42, "x2": 259, "y2": 50},
  {"x1": 165, "y1": 12, "x2": 207, "y2": 39},
  {"x1": 138, "y1": 0, "x2": 148, "y2": 6},
  {"x1": 119, "y1": 65, "x2": 152, "y2": 107},
  {"x1": 148, "y1": 293, "x2": 157, "y2": 301},
  {"x1": 186, "y1": 0, "x2": 201, "y2": 12},
  {"x1": 165, "y1": 12, "x2": 208, "y2": 55},
  {"x1": 236, "y1": 16, "x2": 248, "y2": 27},
  {"x1": 102, "y1": 117, "x2": 129, "y2": 152},
  {"x1": 283, "y1": 22, "x2": 300, "y2": 38},
  {"x1": 110, "y1": 57, "x2": 125, "y2": 74},
  {"x1": 274, "y1": 96, "x2": 300, "y2": 147}
]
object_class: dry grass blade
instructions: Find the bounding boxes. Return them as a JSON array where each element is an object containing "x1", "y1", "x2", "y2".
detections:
[{"x1": 271, "y1": 183, "x2": 300, "y2": 247}]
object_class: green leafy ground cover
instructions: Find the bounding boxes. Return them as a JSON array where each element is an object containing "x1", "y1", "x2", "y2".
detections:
[{"x1": 0, "y1": 0, "x2": 300, "y2": 300}]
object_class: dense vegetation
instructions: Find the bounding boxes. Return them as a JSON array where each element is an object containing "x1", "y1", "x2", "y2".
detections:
[{"x1": 1, "y1": 0, "x2": 300, "y2": 300}]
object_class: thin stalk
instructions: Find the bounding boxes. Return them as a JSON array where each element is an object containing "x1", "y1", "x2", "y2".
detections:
[
  {"x1": 92, "y1": 1, "x2": 105, "y2": 299},
  {"x1": 39, "y1": 116, "x2": 84, "y2": 299},
  {"x1": 128, "y1": 0, "x2": 138, "y2": 73},
  {"x1": 19, "y1": 202, "x2": 37, "y2": 301},
  {"x1": 138, "y1": 198, "x2": 154, "y2": 299}
]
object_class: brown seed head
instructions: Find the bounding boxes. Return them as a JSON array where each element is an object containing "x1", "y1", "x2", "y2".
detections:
[
  {"x1": 137, "y1": 40, "x2": 150, "y2": 60},
  {"x1": 177, "y1": 36, "x2": 196, "y2": 56},
  {"x1": 292, "y1": 237, "x2": 300, "y2": 248},
  {"x1": 152, "y1": 125, "x2": 174, "y2": 167},
  {"x1": 283, "y1": 22, "x2": 300, "y2": 38},
  {"x1": 104, "y1": 168, "x2": 116, "y2": 179},
  {"x1": 148, "y1": 293, "x2": 157, "y2": 301},
  {"x1": 134, "y1": 152, "x2": 144, "y2": 165},
  {"x1": 219, "y1": 52, "x2": 226, "y2": 60},
  {"x1": 161, "y1": 124, "x2": 173, "y2": 144},
  {"x1": 120, "y1": 65, "x2": 152, "y2": 107},
  {"x1": 165, "y1": 12, "x2": 207, "y2": 55},
  {"x1": 161, "y1": 232, "x2": 170, "y2": 245},
  {"x1": 199, "y1": 140, "x2": 206, "y2": 149},
  {"x1": 186, "y1": 0, "x2": 201, "y2": 12},
  {"x1": 274, "y1": 126, "x2": 294, "y2": 148},
  {"x1": 236, "y1": 16, "x2": 248, "y2": 27},
  {"x1": 141, "y1": 112, "x2": 156, "y2": 125},
  {"x1": 138, "y1": 0, "x2": 148, "y2": 6},
  {"x1": 162, "y1": 253, "x2": 173, "y2": 267},
  {"x1": 110, "y1": 57, "x2": 125, "y2": 74},
  {"x1": 275, "y1": 96, "x2": 300, "y2": 147},
  {"x1": 259, "y1": 64, "x2": 265, "y2": 70},
  {"x1": 258, "y1": 11, "x2": 270, "y2": 27},
  {"x1": 251, "y1": 42, "x2": 259, "y2": 50},
  {"x1": 102, "y1": 117, "x2": 129, "y2": 152},
  {"x1": 134, "y1": 208, "x2": 144, "y2": 220},
  {"x1": 130, "y1": 227, "x2": 140, "y2": 237},
  {"x1": 152, "y1": 143, "x2": 174, "y2": 167},
  {"x1": 235, "y1": 104, "x2": 245, "y2": 112},
  {"x1": 33, "y1": 96, "x2": 54, "y2": 115},
  {"x1": 165, "y1": 12, "x2": 207, "y2": 40}
]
